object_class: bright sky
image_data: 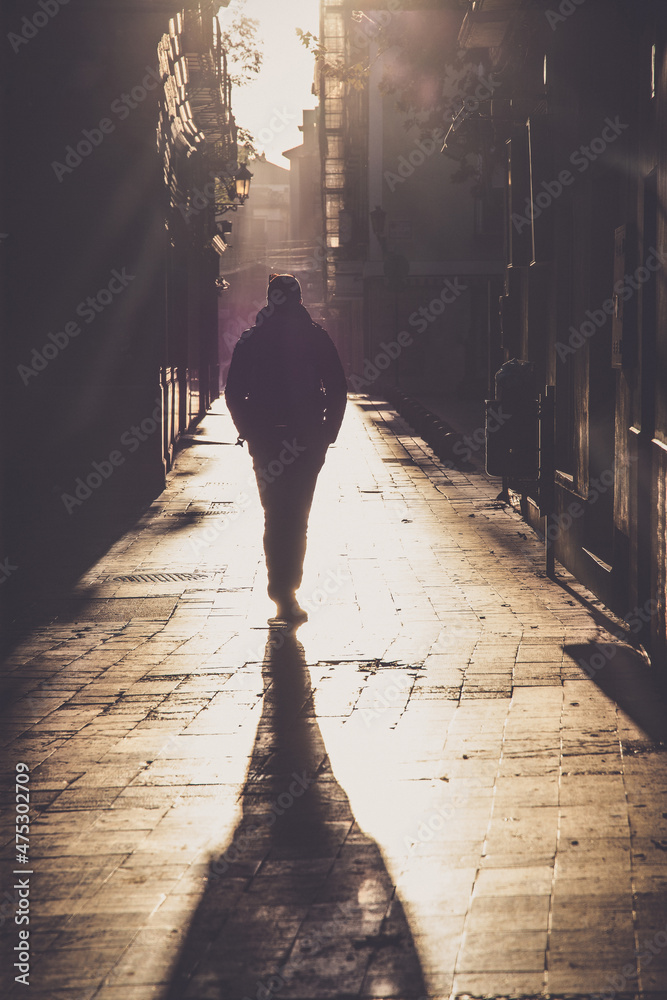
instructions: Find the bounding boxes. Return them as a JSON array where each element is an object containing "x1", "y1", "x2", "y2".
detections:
[{"x1": 219, "y1": 0, "x2": 320, "y2": 166}]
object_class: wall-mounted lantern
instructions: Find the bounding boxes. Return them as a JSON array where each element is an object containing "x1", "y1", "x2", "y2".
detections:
[
  {"x1": 217, "y1": 164, "x2": 253, "y2": 214},
  {"x1": 234, "y1": 162, "x2": 252, "y2": 203}
]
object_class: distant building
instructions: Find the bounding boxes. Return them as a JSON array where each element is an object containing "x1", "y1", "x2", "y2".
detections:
[
  {"x1": 283, "y1": 110, "x2": 325, "y2": 308},
  {"x1": 217, "y1": 157, "x2": 291, "y2": 384},
  {"x1": 230, "y1": 156, "x2": 290, "y2": 250},
  {"x1": 284, "y1": 110, "x2": 323, "y2": 245}
]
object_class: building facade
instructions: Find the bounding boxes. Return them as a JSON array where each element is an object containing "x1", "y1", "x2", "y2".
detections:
[
  {"x1": 317, "y1": 0, "x2": 503, "y2": 388},
  {"x1": 2, "y1": 0, "x2": 240, "y2": 620},
  {"x1": 451, "y1": 0, "x2": 667, "y2": 660},
  {"x1": 315, "y1": 0, "x2": 667, "y2": 662},
  {"x1": 157, "y1": 6, "x2": 239, "y2": 468}
]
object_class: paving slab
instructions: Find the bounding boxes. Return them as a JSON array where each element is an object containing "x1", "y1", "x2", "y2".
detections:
[{"x1": 1, "y1": 395, "x2": 667, "y2": 999}]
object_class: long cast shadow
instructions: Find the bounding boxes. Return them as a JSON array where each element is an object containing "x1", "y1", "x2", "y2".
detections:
[{"x1": 165, "y1": 627, "x2": 426, "y2": 1000}]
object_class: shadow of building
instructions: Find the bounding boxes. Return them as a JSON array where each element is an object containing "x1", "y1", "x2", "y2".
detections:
[{"x1": 566, "y1": 641, "x2": 667, "y2": 746}]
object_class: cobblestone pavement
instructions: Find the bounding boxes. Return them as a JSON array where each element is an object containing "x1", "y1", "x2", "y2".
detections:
[{"x1": 1, "y1": 396, "x2": 667, "y2": 1000}]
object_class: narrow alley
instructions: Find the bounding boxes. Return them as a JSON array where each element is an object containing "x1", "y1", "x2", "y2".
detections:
[{"x1": 2, "y1": 396, "x2": 666, "y2": 1000}]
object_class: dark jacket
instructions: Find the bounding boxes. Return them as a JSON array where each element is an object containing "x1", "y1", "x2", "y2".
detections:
[{"x1": 225, "y1": 303, "x2": 347, "y2": 449}]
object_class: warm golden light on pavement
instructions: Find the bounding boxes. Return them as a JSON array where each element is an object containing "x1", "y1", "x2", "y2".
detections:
[{"x1": 4, "y1": 398, "x2": 666, "y2": 998}]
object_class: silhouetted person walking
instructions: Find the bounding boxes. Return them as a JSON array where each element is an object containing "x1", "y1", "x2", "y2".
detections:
[{"x1": 225, "y1": 274, "x2": 347, "y2": 624}]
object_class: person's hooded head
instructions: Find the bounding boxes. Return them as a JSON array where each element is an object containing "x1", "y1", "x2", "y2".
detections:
[
  {"x1": 267, "y1": 273, "x2": 302, "y2": 309},
  {"x1": 254, "y1": 273, "x2": 310, "y2": 330}
]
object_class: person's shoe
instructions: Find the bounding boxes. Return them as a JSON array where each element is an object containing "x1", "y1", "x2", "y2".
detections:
[{"x1": 271, "y1": 598, "x2": 308, "y2": 625}]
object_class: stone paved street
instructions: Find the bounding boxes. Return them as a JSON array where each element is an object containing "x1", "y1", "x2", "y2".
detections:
[{"x1": 2, "y1": 396, "x2": 667, "y2": 1000}]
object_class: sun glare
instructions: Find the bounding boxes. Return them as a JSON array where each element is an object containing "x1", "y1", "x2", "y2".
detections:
[{"x1": 219, "y1": 0, "x2": 320, "y2": 165}]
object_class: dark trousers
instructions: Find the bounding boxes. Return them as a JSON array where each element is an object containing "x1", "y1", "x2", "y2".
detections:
[{"x1": 250, "y1": 436, "x2": 327, "y2": 603}]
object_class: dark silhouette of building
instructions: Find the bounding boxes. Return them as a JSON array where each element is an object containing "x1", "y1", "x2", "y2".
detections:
[
  {"x1": 451, "y1": 0, "x2": 667, "y2": 662},
  {"x1": 1, "y1": 0, "x2": 241, "y2": 626}
]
